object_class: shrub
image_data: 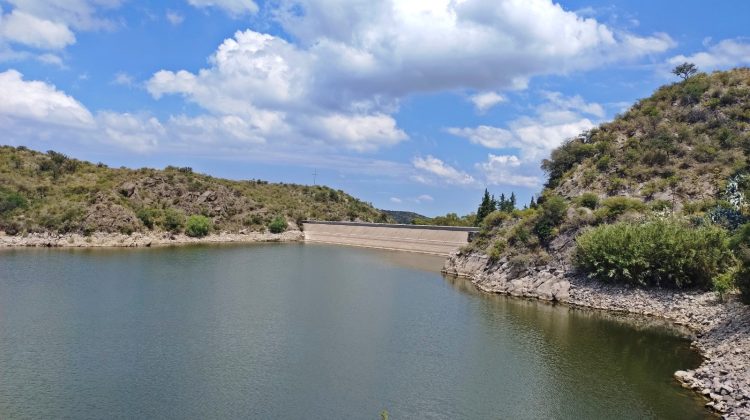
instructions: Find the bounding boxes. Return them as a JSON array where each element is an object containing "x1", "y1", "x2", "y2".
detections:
[
  {"x1": 136, "y1": 207, "x2": 158, "y2": 229},
  {"x1": 576, "y1": 193, "x2": 599, "y2": 210},
  {"x1": 163, "y1": 208, "x2": 185, "y2": 233},
  {"x1": 574, "y1": 219, "x2": 733, "y2": 289},
  {"x1": 713, "y1": 269, "x2": 735, "y2": 302},
  {"x1": 533, "y1": 195, "x2": 568, "y2": 244},
  {"x1": 482, "y1": 211, "x2": 509, "y2": 230},
  {"x1": 268, "y1": 216, "x2": 288, "y2": 234},
  {"x1": 0, "y1": 190, "x2": 28, "y2": 214},
  {"x1": 488, "y1": 239, "x2": 507, "y2": 262},
  {"x1": 730, "y1": 224, "x2": 750, "y2": 303},
  {"x1": 185, "y1": 215, "x2": 211, "y2": 237},
  {"x1": 596, "y1": 196, "x2": 646, "y2": 221}
]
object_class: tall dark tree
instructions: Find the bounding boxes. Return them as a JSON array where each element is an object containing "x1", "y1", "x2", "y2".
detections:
[
  {"x1": 509, "y1": 192, "x2": 516, "y2": 211},
  {"x1": 476, "y1": 189, "x2": 496, "y2": 224},
  {"x1": 672, "y1": 62, "x2": 698, "y2": 80},
  {"x1": 529, "y1": 196, "x2": 537, "y2": 209}
]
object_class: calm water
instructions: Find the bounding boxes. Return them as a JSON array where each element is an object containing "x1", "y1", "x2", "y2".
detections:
[{"x1": 0, "y1": 243, "x2": 712, "y2": 419}]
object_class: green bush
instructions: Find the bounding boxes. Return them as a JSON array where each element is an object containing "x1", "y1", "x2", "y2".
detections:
[
  {"x1": 488, "y1": 239, "x2": 507, "y2": 262},
  {"x1": 136, "y1": 207, "x2": 158, "y2": 229},
  {"x1": 595, "y1": 196, "x2": 646, "y2": 221},
  {"x1": 730, "y1": 224, "x2": 750, "y2": 303},
  {"x1": 0, "y1": 190, "x2": 28, "y2": 214},
  {"x1": 268, "y1": 216, "x2": 288, "y2": 234},
  {"x1": 482, "y1": 211, "x2": 509, "y2": 230},
  {"x1": 533, "y1": 195, "x2": 568, "y2": 244},
  {"x1": 576, "y1": 193, "x2": 599, "y2": 210},
  {"x1": 574, "y1": 218, "x2": 733, "y2": 289},
  {"x1": 185, "y1": 215, "x2": 211, "y2": 237},
  {"x1": 163, "y1": 208, "x2": 185, "y2": 233}
]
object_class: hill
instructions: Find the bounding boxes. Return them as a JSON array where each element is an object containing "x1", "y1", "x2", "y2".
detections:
[
  {"x1": 462, "y1": 67, "x2": 750, "y2": 294},
  {"x1": 381, "y1": 210, "x2": 427, "y2": 224},
  {"x1": 0, "y1": 146, "x2": 388, "y2": 236}
]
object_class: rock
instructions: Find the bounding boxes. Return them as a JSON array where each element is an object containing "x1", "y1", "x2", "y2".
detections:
[
  {"x1": 536, "y1": 279, "x2": 555, "y2": 301},
  {"x1": 119, "y1": 182, "x2": 136, "y2": 197}
]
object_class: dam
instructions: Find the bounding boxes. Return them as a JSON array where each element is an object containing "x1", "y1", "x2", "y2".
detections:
[{"x1": 302, "y1": 221, "x2": 479, "y2": 256}]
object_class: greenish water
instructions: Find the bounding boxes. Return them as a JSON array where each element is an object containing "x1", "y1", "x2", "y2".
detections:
[{"x1": 0, "y1": 243, "x2": 711, "y2": 419}]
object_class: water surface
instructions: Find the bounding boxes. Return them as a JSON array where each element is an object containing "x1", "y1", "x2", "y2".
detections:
[{"x1": 0, "y1": 243, "x2": 711, "y2": 419}]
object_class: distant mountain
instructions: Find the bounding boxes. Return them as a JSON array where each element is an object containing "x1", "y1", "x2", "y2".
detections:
[{"x1": 381, "y1": 210, "x2": 427, "y2": 224}]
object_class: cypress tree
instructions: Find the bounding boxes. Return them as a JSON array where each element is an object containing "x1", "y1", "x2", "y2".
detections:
[{"x1": 476, "y1": 189, "x2": 494, "y2": 224}]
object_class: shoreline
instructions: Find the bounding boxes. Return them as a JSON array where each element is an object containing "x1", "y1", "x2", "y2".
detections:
[
  {"x1": 0, "y1": 230, "x2": 304, "y2": 248},
  {"x1": 443, "y1": 252, "x2": 750, "y2": 419}
]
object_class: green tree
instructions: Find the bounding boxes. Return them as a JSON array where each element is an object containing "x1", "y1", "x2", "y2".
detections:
[
  {"x1": 672, "y1": 62, "x2": 698, "y2": 80},
  {"x1": 476, "y1": 189, "x2": 496, "y2": 225}
]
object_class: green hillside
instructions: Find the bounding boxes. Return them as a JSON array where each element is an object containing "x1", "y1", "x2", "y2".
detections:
[
  {"x1": 465, "y1": 67, "x2": 750, "y2": 300},
  {"x1": 0, "y1": 146, "x2": 388, "y2": 235}
]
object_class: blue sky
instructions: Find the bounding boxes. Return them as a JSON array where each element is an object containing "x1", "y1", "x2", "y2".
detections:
[{"x1": 1, "y1": 0, "x2": 749, "y2": 216}]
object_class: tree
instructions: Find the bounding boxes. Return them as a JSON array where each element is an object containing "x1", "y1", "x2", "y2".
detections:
[
  {"x1": 476, "y1": 189, "x2": 496, "y2": 224},
  {"x1": 508, "y1": 192, "x2": 516, "y2": 211},
  {"x1": 672, "y1": 62, "x2": 698, "y2": 80}
]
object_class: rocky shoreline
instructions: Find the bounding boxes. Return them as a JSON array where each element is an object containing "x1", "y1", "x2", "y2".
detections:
[
  {"x1": 444, "y1": 252, "x2": 750, "y2": 419},
  {"x1": 0, "y1": 230, "x2": 304, "y2": 248}
]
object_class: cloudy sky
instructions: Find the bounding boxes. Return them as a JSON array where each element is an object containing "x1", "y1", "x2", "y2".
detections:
[{"x1": 1, "y1": 0, "x2": 749, "y2": 215}]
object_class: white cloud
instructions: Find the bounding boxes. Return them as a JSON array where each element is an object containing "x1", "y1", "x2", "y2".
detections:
[
  {"x1": 390, "y1": 197, "x2": 402, "y2": 204},
  {"x1": 187, "y1": 0, "x2": 258, "y2": 16},
  {"x1": 0, "y1": 69, "x2": 93, "y2": 127},
  {"x1": 315, "y1": 113, "x2": 407, "y2": 152},
  {"x1": 166, "y1": 11, "x2": 184, "y2": 26},
  {"x1": 112, "y1": 71, "x2": 134, "y2": 87},
  {"x1": 97, "y1": 112, "x2": 164, "y2": 152},
  {"x1": 668, "y1": 38, "x2": 750, "y2": 71},
  {"x1": 146, "y1": 1, "x2": 674, "y2": 153},
  {"x1": 476, "y1": 154, "x2": 540, "y2": 187},
  {"x1": 416, "y1": 194, "x2": 434, "y2": 203},
  {"x1": 448, "y1": 91, "x2": 600, "y2": 160},
  {"x1": 469, "y1": 91, "x2": 506, "y2": 112},
  {"x1": 2, "y1": 0, "x2": 122, "y2": 31},
  {"x1": 412, "y1": 156, "x2": 476, "y2": 186},
  {"x1": 0, "y1": 10, "x2": 76, "y2": 49}
]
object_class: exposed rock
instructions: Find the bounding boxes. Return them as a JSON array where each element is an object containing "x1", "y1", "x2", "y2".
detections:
[{"x1": 119, "y1": 182, "x2": 136, "y2": 197}]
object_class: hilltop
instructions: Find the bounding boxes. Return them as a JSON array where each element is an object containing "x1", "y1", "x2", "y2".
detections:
[
  {"x1": 465, "y1": 67, "x2": 750, "y2": 267},
  {"x1": 0, "y1": 146, "x2": 388, "y2": 236}
]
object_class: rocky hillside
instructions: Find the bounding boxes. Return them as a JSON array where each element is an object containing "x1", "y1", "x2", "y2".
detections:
[
  {"x1": 546, "y1": 67, "x2": 750, "y2": 205},
  {"x1": 0, "y1": 146, "x2": 388, "y2": 235},
  {"x1": 463, "y1": 67, "x2": 750, "y2": 277}
]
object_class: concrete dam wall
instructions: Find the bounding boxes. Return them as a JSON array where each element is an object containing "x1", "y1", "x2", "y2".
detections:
[{"x1": 302, "y1": 221, "x2": 478, "y2": 256}]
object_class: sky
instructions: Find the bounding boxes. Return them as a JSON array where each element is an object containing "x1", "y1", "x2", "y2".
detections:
[{"x1": 1, "y1": 0, "x2": 749, "y2": 216}]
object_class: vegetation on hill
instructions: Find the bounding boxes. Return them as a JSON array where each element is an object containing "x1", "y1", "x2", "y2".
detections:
[
  {"x1": 463, "y1": 66, "x2": 750, "y2": 302},
  {"x1": 0, "y1": 146, "x2": 388, "y2": 235},
  {"x1": 381, "y1": 210, "x2": 427, "y2": 224}
]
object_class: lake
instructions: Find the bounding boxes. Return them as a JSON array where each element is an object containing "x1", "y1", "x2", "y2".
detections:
[{"x1": 0, "y1": 243, "x2": 712, "y2": 419}]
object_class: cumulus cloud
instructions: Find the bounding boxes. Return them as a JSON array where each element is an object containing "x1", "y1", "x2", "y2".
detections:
[
  {"x1": 0, "y1": 10, "x2": 76, "y2": 49},
  {"x1": 668, "y1": 38, "x2": 750, "y2": 71},
  {"x1": 469, "y1": 91, "x2": 506, "y2": 113},
  {"x1": 146, "y1": 0, "x2": 674, "y2": 153},
  {"x1": 448, "y1": 91, "x2": 601, "y2": 160},
  {"x1": 0, "y1": 69, "x2": 93, "y2": 127},
  {"x1": 475, "y1": 154, "x2": 541, "y2": 187},
  {"x1": 412, "y1": 156, "x2": 476, "y2": 186},
  {"x1": 389, "y1": 197, "x2": 402, "y2": 204},
  {"x1": 186, "y1": 0, "x2": 258, "y2": 16},
  {"x1": 416, "y1": 194, "x2": 434, "y2": 203}
]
